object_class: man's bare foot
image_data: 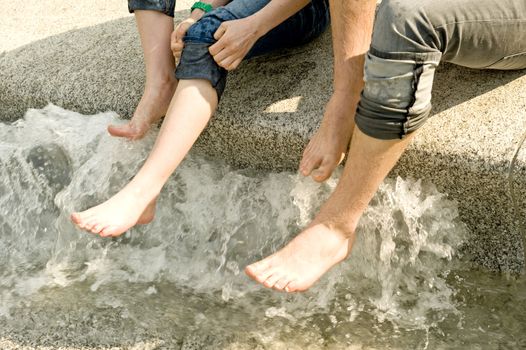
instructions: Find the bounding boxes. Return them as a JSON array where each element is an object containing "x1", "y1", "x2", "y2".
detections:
[
  {"x1": 245, "y1": 222, "x2": 355, "y2": 292},
  {"x1": 299, "y1": 94, "x2": 356, "y2": 182},
  {"x1": 108, "y1": 78, "x2": 177, "y2": 140},
  {"x1": 70, "y1": 186, "x2": 158, "y2": 238}
]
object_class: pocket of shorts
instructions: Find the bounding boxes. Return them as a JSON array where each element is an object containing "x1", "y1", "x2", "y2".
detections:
[{"x1": 486, "y1": 52, "x2": 526, "y2": 70}]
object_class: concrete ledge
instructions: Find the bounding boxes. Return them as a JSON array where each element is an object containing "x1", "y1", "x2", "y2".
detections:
[
  {"x1": 397, "y1": 64, "x2": 526, "y2": 273},
  {"x1": 1, "y1": 13, "x2": 525, "y2": 272}
]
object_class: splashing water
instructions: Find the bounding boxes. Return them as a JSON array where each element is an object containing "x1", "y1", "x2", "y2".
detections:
[{"x1": 1, "y1": 105, "x2": 524, "y2": 349}]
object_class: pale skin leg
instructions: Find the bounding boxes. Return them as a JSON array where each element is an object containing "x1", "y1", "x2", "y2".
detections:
[
  {"x1": 71, "y1": 79, "x2": 217, "y2": 236},
  {"x1": 107, "y1": 10, "x2": 178, "y2": 139},
  {"x1": 72, "y1": 0, "x2": 327, "y2": 236},
  {"x1": 111, "y1": 0, "x2": 307, "y2": 139},
  {"x1": 245, "y1": 129, "x2": 415, "y2": 292}
]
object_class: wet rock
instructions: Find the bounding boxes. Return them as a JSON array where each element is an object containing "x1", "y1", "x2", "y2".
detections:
[{"x1": 26, "y1": 143, "x2": 72, "y2": 196}]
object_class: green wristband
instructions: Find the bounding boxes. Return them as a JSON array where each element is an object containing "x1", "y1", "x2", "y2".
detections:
[{"x1": 191, "y1": 1, "x2": 213, "y2": 13}]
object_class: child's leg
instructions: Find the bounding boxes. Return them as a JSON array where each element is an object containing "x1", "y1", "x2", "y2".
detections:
[
  {"x1": 71, "y1": 3, "x2": 261, "y2": 237},
  {"x1": 71, "y1": 0, "x2": 330, "y2": 236},
  {"x1": 71, "y1": 79, "x2": 217, "y2": 236},
  {"x1": 108, "y1": 8, "x2": 177, "y2": 139}
]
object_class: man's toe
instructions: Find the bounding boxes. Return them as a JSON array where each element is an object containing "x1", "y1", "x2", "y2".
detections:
[
  {"x1": 284, "y1": 280, "x2": 300, "y2": 293},
  {"x1": 108, "y1": 123, "x2": 143, "y2": 139},
  {"x1": 300, "y1": 156, "x2": 322, "y2": 177},
  {"x1": 312, "y1": 168, "x2": 332, "y2": 182},
  {"x1": 92, "y1": 224, "x2": 104, "y2": 234},
  {"x1": 312, "y1": 157, "x2": 341, "y2": 182},
  {"x1": 100, "y1": 225, "x2": 118, "y2": 237}
]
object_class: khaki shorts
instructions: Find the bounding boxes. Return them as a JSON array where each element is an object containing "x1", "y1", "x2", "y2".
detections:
[{"x1": 356, "y1": 0, "x2": 526, "y2": 139}]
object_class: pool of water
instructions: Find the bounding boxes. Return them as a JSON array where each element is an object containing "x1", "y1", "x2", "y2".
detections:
[{"x1": 0, "y1": 105, "x2": 525, "y2": 349}]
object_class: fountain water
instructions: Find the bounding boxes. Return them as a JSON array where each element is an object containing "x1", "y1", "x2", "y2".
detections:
[{"x1": 0, "y1": 105, "x2": 524, "y2": 349}]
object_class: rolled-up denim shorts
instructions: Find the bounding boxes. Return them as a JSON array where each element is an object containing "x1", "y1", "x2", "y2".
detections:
[
  {"x1": 356, "y1": 0, "x2": 526, "y2": 140},
  {"x1": 128, "y1": 0, "x2": 175, "y2": 17},
  {"x1": 128, "y1": 0, "x2": 330, "y2": 100}
]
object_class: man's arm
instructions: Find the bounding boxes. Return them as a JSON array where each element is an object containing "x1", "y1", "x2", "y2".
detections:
[
  {"x1": 245, "y1": 0, "x2": 418, "y2": 293},
  {"x1": 209, "y1": 0, "x2": 311, "y2": 70},
  {"x1": 298, "y1": 0, "x2": 377, "y2": 182},
  {"x1": 330, "y1": 0, "x2": 376, "y2": 98},
  {"x1": 249, "y1": 0, "x2": 311, "y2": 37},
  {"x1": 172, "y1": 0, "x2": 231, "y2": 61}
]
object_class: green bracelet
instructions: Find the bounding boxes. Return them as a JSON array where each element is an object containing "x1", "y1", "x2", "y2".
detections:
[{"x1": 191, "y1": 1, "x2": 213, "y2": 13}]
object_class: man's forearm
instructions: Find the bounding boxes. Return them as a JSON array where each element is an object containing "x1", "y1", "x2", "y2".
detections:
[
  {"x1": 209, "y1": 0, "x2": 231, "y2": 8},
  {"x1": 251, "y1": 0, "x2": 311, "y2": 37},
  {"x1": 192, "y1": 0, "x2": 309, "y2": 34},
  {"x1": 329, "y1": 0, "x2": 376, "y2": 97}
]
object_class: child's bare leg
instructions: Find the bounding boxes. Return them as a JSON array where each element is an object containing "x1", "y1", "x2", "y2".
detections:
[
  {"x1": 108, "y1": 10, "x2": 177, "y2": 139},
  {"x1": 72, "y1": 79, "x2": 217, "y2": 236}
]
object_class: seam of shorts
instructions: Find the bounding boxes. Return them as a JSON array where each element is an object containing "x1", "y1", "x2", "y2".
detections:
[
  {"x1": 434, "y1": 18, "x2": 526, "y2": 31},
  {"x1": 401, "y1": 63, "x2": 424, "y2": 138},
  {"x1": 369, "y1": 46, "x2": 442, "y2": 63}
]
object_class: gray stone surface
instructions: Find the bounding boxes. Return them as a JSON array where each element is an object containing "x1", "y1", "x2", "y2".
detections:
[
  {"x1": 394, "y1": 64, "x2": 526, "y2": 273},
  {"x1": 0, "y1": 8, "x2": 525, "y2": 277},
  {"x1": 0, "y1": 0, "x2": 193, "y2": 53},
  {"x1": 0, "y1": 284, "x2": 182, "y2": 349}
]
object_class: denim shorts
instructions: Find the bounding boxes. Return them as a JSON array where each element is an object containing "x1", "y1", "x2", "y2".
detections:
[
  {"x1": 128, "y1": 0, "x2": 175, "y2": 17},
  {"x1": 356, "y1": 0, "x2": 526, "y2": 140}
]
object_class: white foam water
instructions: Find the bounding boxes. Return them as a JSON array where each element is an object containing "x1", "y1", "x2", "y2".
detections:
[{"x1": 0, "y1": 105, "x2": 483, "y2": 347}]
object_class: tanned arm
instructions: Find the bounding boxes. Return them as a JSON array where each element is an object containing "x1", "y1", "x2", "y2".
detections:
[
  {"x1": 209, "y1": 0, "x2": 311, "y2": 70},
  {"x1": 299, "y1": 0, "x2": 377, "y2": 182},
  {"x1": 250, "y1": 0, "x2": 311, "y2": 37},
  {"x1": 330, "y1": 0, "x2": 376, "y2": 99}
]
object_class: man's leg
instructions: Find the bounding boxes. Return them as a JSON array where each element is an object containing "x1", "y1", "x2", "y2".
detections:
[
  {"x1": 247, "y1": 129, "x2": 413, "y2": 292},
  {"x1": 247, "y1": 0, "x2": 526, "y2": 292},
  {"x1": 300, "y1": 0, "x2": 526, "y2": 181},
  {"x1": 299, "y1": 0, "x2": 373, "y2": 183},
  {"x1": 108, "y1": 2, "x2": 177, "y2": 139}
]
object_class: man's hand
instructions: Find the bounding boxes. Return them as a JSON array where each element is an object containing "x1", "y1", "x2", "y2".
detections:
[{"x1": 208, "y1": 17, "x2": 263, "y2": 71}]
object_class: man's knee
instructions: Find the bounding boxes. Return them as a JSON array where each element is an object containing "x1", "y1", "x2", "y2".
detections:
[
  {"x1": 372, "y1": 0, "x2": 442, "y2": 55},
  {"x1": 355, "y1": 54, "x2": 437, "y2": 140},
  {"x1": 354, "y1": 0, "x2": 444, "y2": 140}
]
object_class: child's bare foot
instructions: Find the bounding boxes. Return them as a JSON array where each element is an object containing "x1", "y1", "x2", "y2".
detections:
[
  {"x1": 245, "y1": 221, "x2": 355, "y2": 293},
  {"x1": 108, "y1": 77, "x2": 177, "y2": 140},
  {"x1": 70, "y1": 186, "x2": 158, "y2": 238},
  {"x1": 299, "y1": 95, "x2": 356, "y2": 182}
]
